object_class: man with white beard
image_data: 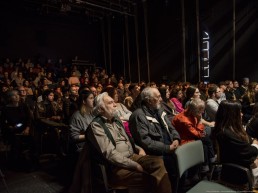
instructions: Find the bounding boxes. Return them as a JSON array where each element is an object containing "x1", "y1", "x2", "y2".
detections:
[
  {"x1": 129, "y1": 87, "x2": 181, "y2": 191},
  {"x1": 84, "y1": 92, "x2": 172, "y2": 193}
]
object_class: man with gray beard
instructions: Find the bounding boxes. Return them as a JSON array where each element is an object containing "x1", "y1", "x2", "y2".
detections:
[
  {"x1": 129, "y1": 87, "x2": 181, "y2": 191},
  {"x1": 73, "y1": 92, "x2": 172, "y2": 193}
]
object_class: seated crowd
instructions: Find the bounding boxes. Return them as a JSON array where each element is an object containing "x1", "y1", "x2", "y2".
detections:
[{"x1": 1, "y1": 57, "x2": 258, "y2": 192}]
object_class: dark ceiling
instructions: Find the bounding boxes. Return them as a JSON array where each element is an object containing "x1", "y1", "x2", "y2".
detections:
[{"x1": 2, "y1": 0, "x2": 137, "y2": 21}]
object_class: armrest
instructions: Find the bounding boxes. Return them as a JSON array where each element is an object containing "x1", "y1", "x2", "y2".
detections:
[{"x1": 220, "y1": 163, "x2": 253, "y2": 190}]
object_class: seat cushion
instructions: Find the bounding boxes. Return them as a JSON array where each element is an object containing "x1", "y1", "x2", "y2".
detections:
[{"x1": 187, "y1": 180, "x2": 237, "y2": 193}]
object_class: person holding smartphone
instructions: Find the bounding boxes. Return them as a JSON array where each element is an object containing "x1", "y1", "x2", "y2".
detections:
[{"x1": 0, "y1": 89, "x2": 36, "y2": 170}]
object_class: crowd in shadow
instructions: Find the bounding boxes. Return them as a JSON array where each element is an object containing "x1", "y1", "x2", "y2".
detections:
[{"x1": 1, "y1": 57, "x2": 258, "y2": 192}]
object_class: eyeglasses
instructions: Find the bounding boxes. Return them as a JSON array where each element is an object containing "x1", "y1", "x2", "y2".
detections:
[{"x1": 19, "y1": 90, "x2": 26, "y2": 92}]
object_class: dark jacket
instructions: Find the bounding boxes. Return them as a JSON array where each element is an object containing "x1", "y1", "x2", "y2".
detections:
[
  {"x1": 129, "y1": 104, "x2": 180, "y2": 156},
  {"x1": 217, "y1": 129, "x2": 258, "y2": 168},
  {"x1": 35, "y1": 100, "x2": 64, "y2": 128}
]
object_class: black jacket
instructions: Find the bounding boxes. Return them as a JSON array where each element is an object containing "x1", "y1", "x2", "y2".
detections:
[{"x1": 129, "y1": 104, "x2": 180, "y2": 155}]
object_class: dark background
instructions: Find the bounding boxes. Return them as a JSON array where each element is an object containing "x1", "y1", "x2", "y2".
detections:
[{"x1": 0, "y1": 0, "x2": 257, "y2": 84}]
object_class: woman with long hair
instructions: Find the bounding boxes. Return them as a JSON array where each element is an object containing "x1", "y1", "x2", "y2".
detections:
[
  {"x1": 242, "y1": 82, "x2": 258, "y2": 124},
  {"x1": 170, "y1": 87, "x2": 184, "y2": 113},
  {"x1": 183, "y1": 85, "x2": 201, "y2": 108},
  {"x1": 214, "y1": 100, "x2": 258, "y2": 187}
]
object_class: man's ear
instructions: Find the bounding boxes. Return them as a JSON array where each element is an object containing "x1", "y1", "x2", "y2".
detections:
[{"x1": 99, "y1": 106, "x2": 105, "y2": 113}]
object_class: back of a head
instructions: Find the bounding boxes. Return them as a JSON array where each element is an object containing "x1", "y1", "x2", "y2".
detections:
[
  {"x1": 215, "y1": 100, "x2": 242, "y2": 134},
  {"x1": 78, "y1": 85, "x2": 90, "y2": 94}
]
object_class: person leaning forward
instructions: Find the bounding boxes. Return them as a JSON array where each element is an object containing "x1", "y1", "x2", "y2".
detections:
[{"x1": 70, "y1": 92, "x2": 172, "y2": 193}]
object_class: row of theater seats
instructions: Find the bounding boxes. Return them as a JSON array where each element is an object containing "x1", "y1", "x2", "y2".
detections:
[{"x1": 97, "y1": 141, "x2": 253, "y2": 193}]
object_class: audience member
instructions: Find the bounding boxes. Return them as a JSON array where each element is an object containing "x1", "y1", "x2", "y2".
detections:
[
  {"x1": 172, "y1": 98, "x2": 216, "y2": 172},
  {"x1": 159, "y1": 86, "x2": 177, "y2": 121},
  {"x1": 124, "y1": 83, "x2": 140, "y2": 111},
  {"x1": 89, "y1": 85, "x2": 97, "y2": 97},
  {"x1": 214, "y1": 100, "x2": 258, "y2": 188},
  {"x1": 71, "y1": 92, "x2": 172, "y2": 193},
  {"x1": 0, "y1": 89, "x2": 37, "y2": 170},
  {"x1": 205, "y1": 84, "x2": 221, "y2": 121},
  {"x1": 34, "y1": 89, "x2": 65, "y2": 156},
  {"x1": 170, "y1": 87, "x2": 184, "y2": 113},
  {"x1": 68, "y1": 70, "x2": 80, "y2": 86},
  {"x1": 182, "y1": 85, "x2": 201, "y2": 108},
  {"x1": 239, "y1": 77, "x2": 249, "y2": 98},
  {"x1": 63, "y1": 84, "x2": 79, "y2": 123},
  {"x1": 224, "y1": 80, "x2": 236, "y2": 101},
  {"x1": 129, "y1": 87, "x2": 180, "y2": 189},
  {"x1": 197, "y1": 81, "x2": 208, "y2": 101},
  {"x1": 242, "y1": 82, "x2": 258, "y2": 124},
  {"x1": 14, "y1": 72, "x2": 25, "y2": 87},
  {"x1": 218, "y1": 81, "x2": 227, "y2": 103},
  {"x1": 233, "y1": 80, "x2": 242, "y2": 100},
  {"x1": 69, "y1": 90, "x2": 94, "y2": 152}
]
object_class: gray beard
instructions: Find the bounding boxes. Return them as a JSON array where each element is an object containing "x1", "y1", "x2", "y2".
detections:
[{"x1": 156, "y1": 104, "x2": 161, "y2": 110}]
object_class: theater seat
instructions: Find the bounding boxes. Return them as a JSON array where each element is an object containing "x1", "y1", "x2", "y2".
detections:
[{"x1": 174, "y1": 141, "x2": 236, "y2": 193}]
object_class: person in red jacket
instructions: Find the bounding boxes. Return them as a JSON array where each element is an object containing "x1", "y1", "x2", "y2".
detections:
[{"x1": 172, "y1": 98, "x2": 215, "y2": 172}]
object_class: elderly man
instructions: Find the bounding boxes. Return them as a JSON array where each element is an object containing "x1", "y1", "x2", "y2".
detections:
[
  {"x1": 129, "y1": 87, "x2": 181, "y2": 189},
  {"x1": 75, "y1": 92, "x2": 172, "y2": 193}
]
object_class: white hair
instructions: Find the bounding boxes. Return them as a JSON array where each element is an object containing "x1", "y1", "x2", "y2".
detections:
[
  {"x1": 93, "y1": 92, "x2": 109, "y2": 116},
  {"x1": 141, "y1": 87, "x2": 156, "y2": 103},
  {"x1": 187, "y1": 98, "x2": 205, "y2": 115}
]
